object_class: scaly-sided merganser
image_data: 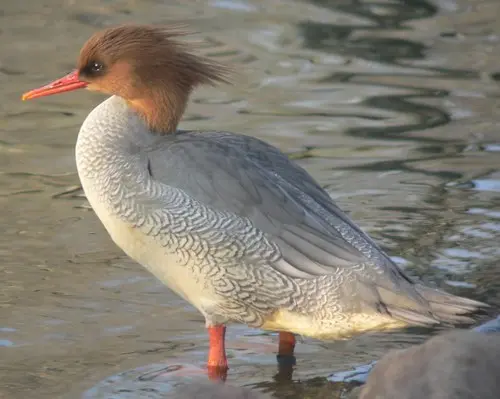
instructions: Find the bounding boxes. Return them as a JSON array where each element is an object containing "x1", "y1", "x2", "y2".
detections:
[{"x1": 22, "y1": 24, "x2": 487, "y2": 379}]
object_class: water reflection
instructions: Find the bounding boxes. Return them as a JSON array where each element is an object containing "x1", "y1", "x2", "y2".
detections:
[
  {"x1": 294, "y1": 0, "x2": 482, "y2": 144},
  {"x1": 306, "y1": 0, "x2": 438, "y2": 27}
]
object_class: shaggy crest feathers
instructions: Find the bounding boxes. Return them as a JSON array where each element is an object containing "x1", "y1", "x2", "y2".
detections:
[{"x1": 77, "y1": 24, "x2": 232, "y2": 133}]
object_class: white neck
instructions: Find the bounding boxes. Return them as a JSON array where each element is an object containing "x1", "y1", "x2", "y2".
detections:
[{"x1": 75, "y1": 96, "x2": 156, "y2": 224}]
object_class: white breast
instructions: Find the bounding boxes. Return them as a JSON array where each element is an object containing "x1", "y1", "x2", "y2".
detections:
[{"x1": 74, "y1": 96, "x2": 215, "y2": 314}]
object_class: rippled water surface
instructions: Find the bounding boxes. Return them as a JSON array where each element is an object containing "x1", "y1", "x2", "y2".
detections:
[{"x1": 1, "y1": 0, "x2": 500, "y2": 398}]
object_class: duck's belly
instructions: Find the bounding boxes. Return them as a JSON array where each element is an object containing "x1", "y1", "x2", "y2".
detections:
[
  {"x1": 86, "y1": 203, "x2": 408, "y2": 336},
  {"x1": 88, "y1": 199, "x2": 214, "y2": 313},
  {"x1": 261, "y1": 309, "x2": 407, "y2": 340},
  {"x1": 88, "y1": 204, "x2": 408, "y2": 336}
]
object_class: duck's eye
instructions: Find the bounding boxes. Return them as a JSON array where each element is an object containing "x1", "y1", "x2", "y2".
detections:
[
  {"x1": 81, "y1": 61, "x2": 105, "y2": 77},
  {"x1": 90, "y1": 62, "x2": 104, "y2": 73}
]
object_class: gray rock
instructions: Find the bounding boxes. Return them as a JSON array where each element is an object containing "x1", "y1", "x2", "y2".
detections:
[{"x1": 360, "y1": 330, "x2": 500, "y2": 399}]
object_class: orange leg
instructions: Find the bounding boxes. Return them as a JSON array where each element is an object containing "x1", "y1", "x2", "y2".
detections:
[
  {"x1": 207, "y1": 325, "x2": 228, "y2": 381},
  {"x1": 278, "y1": 331, "x2": 296, "y2": 357},
  {"x1": 276, "y1": 331, "x2": 296, "y2": 381}
]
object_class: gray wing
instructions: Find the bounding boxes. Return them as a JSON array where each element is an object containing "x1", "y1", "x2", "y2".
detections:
[
  {"x1": 146, "y1": 131, "x2": 409, "y2": 283},
  {"x1": 144, "y1": 131, "x2": 486, "y2": 325}
]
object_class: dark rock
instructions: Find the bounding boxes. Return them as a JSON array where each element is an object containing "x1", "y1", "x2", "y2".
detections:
[{"x1": 360, "y1": 330, "x2": 500, "y2": 399}]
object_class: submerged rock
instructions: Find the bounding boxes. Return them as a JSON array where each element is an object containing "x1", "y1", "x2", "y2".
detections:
[{"x1": 170, "y1": 382, "x2": 264, "y2": 398}]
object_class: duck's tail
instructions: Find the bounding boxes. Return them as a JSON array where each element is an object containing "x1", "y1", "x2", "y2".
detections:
[
  {"x1": 364, "y1": 281, "x2": 490, "y2": 327},
  {"x1": 414, "y1": 284, "x2": 489, "y2": 325}
]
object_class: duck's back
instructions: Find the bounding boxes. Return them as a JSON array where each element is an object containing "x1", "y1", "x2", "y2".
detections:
[{"x1": 144, "y1": 130, "x2": 484, "y2": 334}]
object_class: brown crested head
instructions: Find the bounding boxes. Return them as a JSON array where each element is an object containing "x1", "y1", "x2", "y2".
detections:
[
  {"x1": 78, "y1": 24, "x2": 231, "y2": 133},
  {"x1": 24, "y1": 24, "x2": 231, "y2": 133}
]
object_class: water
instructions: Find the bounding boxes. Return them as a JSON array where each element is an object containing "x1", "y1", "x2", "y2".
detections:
[{"x1": 1, "y1": 0, "x2": 500, "y2": 397}]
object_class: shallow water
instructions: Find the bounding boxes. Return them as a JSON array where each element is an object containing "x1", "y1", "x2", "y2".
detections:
[{"x1": 1, "y1": 0, "x2": 500, "y2": 398}]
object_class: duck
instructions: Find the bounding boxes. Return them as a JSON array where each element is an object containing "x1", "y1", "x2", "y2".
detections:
[{"x1": 22, "y1": 24, "x2": 488, "y2": 378}]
